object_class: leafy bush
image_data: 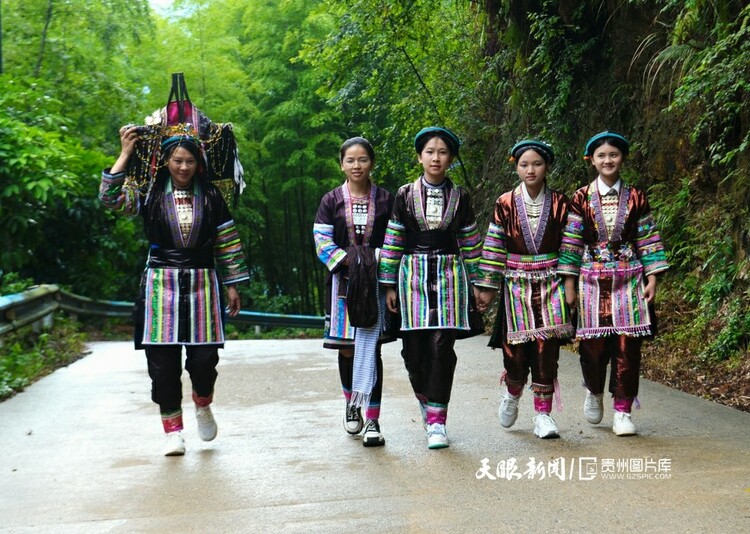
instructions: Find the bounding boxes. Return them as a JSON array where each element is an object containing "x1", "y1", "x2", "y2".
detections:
[
  {"x1": 700, "y1": 300, "x2": 750, "y2": 362},
  {"x1": 0, "y1": 272, "x2": 35, "y2": 295},
  {"x1": 0, "y1": 314, "x2": 87, "y2": 400}
]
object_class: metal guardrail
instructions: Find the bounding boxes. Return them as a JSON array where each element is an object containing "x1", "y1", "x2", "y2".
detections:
[
  {"x1": 0, "y1": 285, "x2": 324, "y2": 336},
  {"x1": 0, "y1": 285, "x2": 61, "y2": 336},
  {"x1": 229, "y1": 311, "x2": 324, "y2": 329},
  {"x1": 59, "y1": 289, "x2": 133, "y2": 318}
]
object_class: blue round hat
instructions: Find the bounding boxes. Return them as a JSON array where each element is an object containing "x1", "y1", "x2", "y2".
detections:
[
  {"x1": 414, "y1": 126, "x2": 461, "y2": 155},
  {"x1": 509, "y1": 139, "x2": 555, "y2": 165},
  {"x1": 583, "y1": 131, "x2": 630, "y2": 157}
]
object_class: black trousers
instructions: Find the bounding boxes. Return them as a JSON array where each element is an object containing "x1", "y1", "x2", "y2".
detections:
[
  {"x1": 400, "y1": 329, "x2": 458, "y2": 405},
  {"x1": 145, "y1": 345, "x2": 219, "y2": 412}
]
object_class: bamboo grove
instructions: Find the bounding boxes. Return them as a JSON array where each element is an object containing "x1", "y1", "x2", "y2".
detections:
[{"x1": 1, "y1": 1, "x2": 749, "y2": 401}]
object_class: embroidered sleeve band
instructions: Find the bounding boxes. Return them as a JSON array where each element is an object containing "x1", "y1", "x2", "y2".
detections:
[
  {"x1": 557, "y1": 213, "x2": 584, "y2": 276},
  {"x1": 457, "y1": 222, "x2": 482, "y2": 283},
  {"x1": 635, "y1": 213, "x2": 670, "y2": 276},
  {"x1": 214, "y1": 220, "x2": 250, "y2": 284},
  {"x1": 99, "y1": 170, "x2": 140, "y2": 216},
  {"x1": 477, "y1": 222, "x2": 506, "y2": 289},
  {"x1": 313, "y1": 223, "x2": 347, "y2": 272},
  {"x1": 378, "y1": 219, "x2": 406, "y2": 285}
]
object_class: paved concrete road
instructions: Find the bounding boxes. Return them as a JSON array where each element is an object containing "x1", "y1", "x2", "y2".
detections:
[{"x1": 1, "y1": 336, "x2": 749, "y2": 533}]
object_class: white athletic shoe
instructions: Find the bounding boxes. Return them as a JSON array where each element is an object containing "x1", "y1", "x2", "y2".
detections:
[
  {"x1": 612, "y1": 411, "x2": 637, "y2": 436},
  {"x1": 195, "y1": 405, "x2": 218, "y2": 441},
  {"x1": 583, "y1": 390, "x2": 604, "y2": 424},
  {"x1": 163, "y1": 431, "x2": 185, "y2": 456},
  {"x1": 498, "y1": 393, "x2": 520, "y2": 428},
  {"x1": 426, "y1": 423, "x2": 449, "y2": 449},
  {"x1": 533, "y1": 413, "x2": 560, "y2": 439}
]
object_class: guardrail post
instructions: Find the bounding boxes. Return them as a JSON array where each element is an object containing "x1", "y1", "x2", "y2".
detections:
[{"x1": 32, "y1": 313, "x2": 54, "y2": 333}]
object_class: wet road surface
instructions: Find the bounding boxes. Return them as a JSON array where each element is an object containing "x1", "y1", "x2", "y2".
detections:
[{"x1": 1, "y1": 337, "x2": 749, "y2": 533}]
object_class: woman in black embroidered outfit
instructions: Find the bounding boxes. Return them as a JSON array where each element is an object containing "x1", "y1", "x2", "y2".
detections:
[
  {"x1": 100, "y1": 124, "x2": 249, "y2": 456},
  {"x1": 378, "y1": 127, "x2": 483, "y2": 449},
  {"x1": 313, "y1": 137, "x2": 394, "y2": 446}
]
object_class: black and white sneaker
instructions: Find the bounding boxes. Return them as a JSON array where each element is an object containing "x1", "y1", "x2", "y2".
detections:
[
  {"x1": 343, "y1": 404, "x2": 363, "y2": 435},
  {"x1": 362, "y1": 419, "x2": 385, "y2": 447}
]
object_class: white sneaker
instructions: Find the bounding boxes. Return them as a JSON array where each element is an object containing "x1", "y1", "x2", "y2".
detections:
[
  {"x1": 533, "y1": 413, "x2": 560, "y2": 439},
  {"x1": 498, "y1": 393, "x2": 520, "y2": 428},
  {"x1": 195, "y1": 405, "x2": 218, "y2": 441},
  {"x1": 164, "y1": 431, "x2": 185, "y2": 456},
  {"x1": 362, "y1": 419, "x2": 386, "y2": 447},
  {"x1": 426, "y1": 423, "x2": 449, "y2": 449},
  {"x1": 343, "y1": 404, "x2": 363, "y2": 435},
  {"x1": 612, "y1": 411, "x2": 637, "y2": 436},
  {"x1": 583, "y1": 390, "x2": 604, "y2": 424}
]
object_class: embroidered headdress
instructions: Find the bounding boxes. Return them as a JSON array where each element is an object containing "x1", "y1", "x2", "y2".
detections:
[{"x1": 122, "y1": 73, "x2": 245, "y2": 205}]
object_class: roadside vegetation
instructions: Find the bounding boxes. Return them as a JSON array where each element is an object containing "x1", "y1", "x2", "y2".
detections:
[{"x1": 1, "y1": 1, "x2": 748, "y2": 411}]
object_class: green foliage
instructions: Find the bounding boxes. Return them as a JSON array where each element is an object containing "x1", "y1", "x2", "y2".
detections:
[
  {"x1": 521, "y1": 2, "x2": 601, "y2": 134},
  {"x1": 2, "y1": 0, "x2": 750, "y2": 381},
  {"x1": 0, "y1": 79, "x2": 145, "y2": 298},
  {"x1": 700, "y1": 299, "x2": 750, "y2": 362},
  {"x1": 3, "y1": 0, "x2": 155, "y2": 149},
  {"x1": 225, "y1": 0, "x2": 345, "y2": 314},
  {"x1": 665, "y1": 3, "x2": 750, "y2": 173},
  {"x1": 647, "y1": 177, "x2": 694, "y2": 272},
  {"x1": 225, "y1": 323, "x2": 319, "y2": 340},
  {"x1": 80, "y1": 317, "x2": 134, "y2": 342},
  {"x1": 1, "y1": 0, "x2": 155, "y2": 298},
  {"x1": 301, "y1": 0, "x2": 483, "y2": 192},
  {"x1": 632, "y1": 1, "x2": 750, "y2": 363},
  {"x1": 0, "y1": 80, "x2": 82, "y2": 271},
  {"x1": 0, "y1": 314, "x2": 87, "y2": 400},
  {"x1": 0, "y1": 273, "x2": 35, "y2": 295}
]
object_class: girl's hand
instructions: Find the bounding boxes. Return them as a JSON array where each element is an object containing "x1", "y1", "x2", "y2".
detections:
[
  {"x1": 110, "y1": 126, "x2": 141, "y2": 174},
  {"x1": 643, "y1": 275, "x2": 657, "y2": 303},
  {"x1": 119, "y1": 126, "x2": 140, "y2": 156},
  {"x1": 226, "y1": 285, "x2": 241, "y2": 316},
  {"x1": 564, "y1": 277, "x2": 578, "y2": 307},
  {"x1": 385, "y1": 287, "x2": 398, "y2": 313}
]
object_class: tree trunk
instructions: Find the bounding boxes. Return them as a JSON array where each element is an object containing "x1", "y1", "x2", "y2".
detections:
[
  {"x1": 260, "y1": 172, "x2": 278, "y2": 295},
  {"x1": 283, "y1": 191, "x2": 295, "y2": 310},
  {"x1": 34, "y1": 0, "x2": 55, "y2": 77},
  {"x1": 295, "y1": 182, "x2": 313, "y2": 314},
  {"x1": 1, "y1": 0, "x2": 4, "y2": 75}
]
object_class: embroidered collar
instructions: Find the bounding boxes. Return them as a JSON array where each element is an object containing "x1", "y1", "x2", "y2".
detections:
[{"x1": 514, "y1": 184, "x2": 551, "y2": 254}]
